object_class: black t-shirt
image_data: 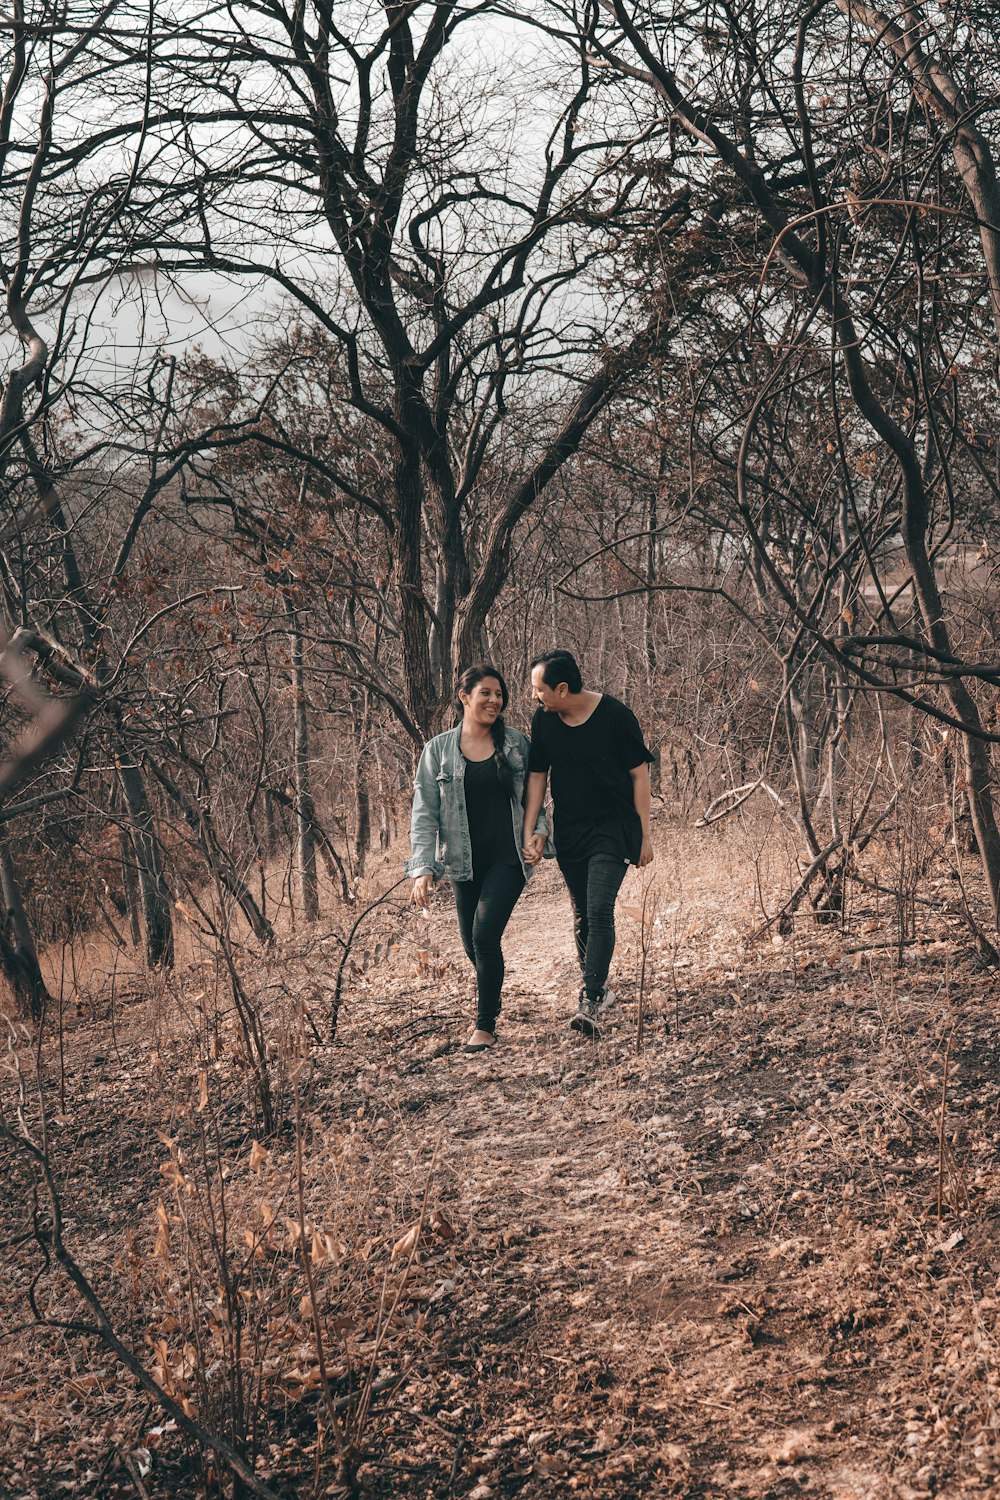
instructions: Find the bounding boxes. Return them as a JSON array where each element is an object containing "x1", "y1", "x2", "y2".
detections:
[
  {"x1": 462, "y1": 754, "x2": 520, "y2": 871},
  {"x1": 528, "y1": 695, "x2": 653, "y2": 863}
]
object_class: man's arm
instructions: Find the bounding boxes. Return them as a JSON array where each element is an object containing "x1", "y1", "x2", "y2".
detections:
[
  {"x1": 522, "y1": 770, "x2": 548, "y2": 864},
  {"x1": 630, "y1": 763, "x2": 653, "y2": 867}
]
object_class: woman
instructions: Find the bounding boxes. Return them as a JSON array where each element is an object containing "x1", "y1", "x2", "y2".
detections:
[{"x1": 407, "y1": 664, "x2": 546, "y2": 1053}]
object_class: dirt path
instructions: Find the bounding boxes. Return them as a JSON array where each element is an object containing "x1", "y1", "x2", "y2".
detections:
[
  {"x1": 329, "y1": 833, "x2": 1000, "y2": 1498},
  {"x1": 4, "y1": 824, "x2": 999, "y2": 1498}
]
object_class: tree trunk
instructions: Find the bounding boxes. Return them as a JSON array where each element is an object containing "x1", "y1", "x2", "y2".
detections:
[
  {"x1": 0, "y1": 837, "x2": 53, "y2": 1022},
  {"x1": 644, "y1": 481, "x2": 658, "y2": 680},
  {"x1": 289, "y1": 610, "x2": 319, "y2": 922},
  {"x1": 374, "y1": 744, "x2": 392, "y2": 853},
  {"x1": 119, "y1": 826, "x2": 143, "y2": 949},
  {"x1": 393, "y1": 412, "x2": 437, "y2": 736},
  {"x1": 354, "y1": 777, "x2": 371, "y2": 878},
  {"x1": 349, "y1": 684, "x2": 371, "y2": 877},
  {"x1": 118, "y1": 759, "x2": 174, "y2": 969}
]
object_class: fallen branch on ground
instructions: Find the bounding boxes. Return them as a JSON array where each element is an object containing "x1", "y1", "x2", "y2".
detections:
[{"x1": 695, "y1": 780, "x2": 788, "y2": 827}]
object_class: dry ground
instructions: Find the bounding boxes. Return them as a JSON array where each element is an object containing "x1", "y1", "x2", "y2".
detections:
[{"x1": 3, "y1": 818, "x2": 1000, "y2": 1498}]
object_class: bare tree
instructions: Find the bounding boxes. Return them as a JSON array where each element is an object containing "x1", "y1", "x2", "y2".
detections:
[
  {"x1": 590, "y1": 0, "x2": 1000, "y2": 921},
  {"x1": 130, "y1": 0, "x2": 682, "y2": 733}
]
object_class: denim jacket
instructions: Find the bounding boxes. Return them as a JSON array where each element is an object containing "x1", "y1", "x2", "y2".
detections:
[{"x1": 406, "y1": 725, "x2": 547, "y2": 883}]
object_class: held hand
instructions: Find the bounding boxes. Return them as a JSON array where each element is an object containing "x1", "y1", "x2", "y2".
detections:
[
  {"x1": 411, "y1": 874, "x2": 433, "y2": 908},
  {"x1": 522, "y1": 833, "x2": 545, "y2": 866},
  {"x1": 638, "y1": 835, "x2": 654, "y2": 868}
]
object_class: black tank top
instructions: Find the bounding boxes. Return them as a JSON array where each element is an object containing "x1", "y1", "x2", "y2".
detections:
[{"x1": 462, "y1": 755, "x2": 519, "y2": 871}]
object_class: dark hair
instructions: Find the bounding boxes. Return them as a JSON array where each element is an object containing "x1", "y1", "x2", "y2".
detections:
[
  {"x1": 530, "y1": 650, "x2": 583, "y2": 694},
  {"x1": 455, "y1": 664, "x2": 513, "y2": 791}
]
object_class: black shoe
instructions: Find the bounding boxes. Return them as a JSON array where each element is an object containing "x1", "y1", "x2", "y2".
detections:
[
  {"x1": 463, "y1": 1028, "x2": 497, "y2": 1054},
  {"x1": 569, "y1": 988, "x2": 616, "y2": 1038}
]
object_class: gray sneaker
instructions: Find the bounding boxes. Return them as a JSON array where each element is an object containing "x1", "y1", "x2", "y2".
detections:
[{"x1": 569, "y1": 987, "x2": 616, "y2": 1038}]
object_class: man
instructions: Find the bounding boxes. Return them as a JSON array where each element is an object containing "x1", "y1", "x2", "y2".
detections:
[{"x1": 522, "y1": 650, "x2": 654, "y2": 1037}]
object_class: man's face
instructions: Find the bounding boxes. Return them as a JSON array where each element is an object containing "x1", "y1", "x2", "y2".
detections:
[{"x1": 531, "y1": 665, "x2": 567, "y2": 712}]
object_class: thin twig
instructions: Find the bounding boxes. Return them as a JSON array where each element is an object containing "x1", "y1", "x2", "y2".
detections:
[
  {"x1": 331, "y1": 879, "x2": 409, "y2": 1035},
  {"x1": 695, "y1": 779, "x2": 788, "y2": 827},
  {"x1": 121, "y1": 1451, "x2": 152, "y2": 1500},
  {"x1": 937, "y1": 1032, "x2": 953, "y2": 1222}
]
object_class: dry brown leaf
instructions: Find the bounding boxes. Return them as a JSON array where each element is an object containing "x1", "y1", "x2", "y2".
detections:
[
  {"x1": 249, "y1": 1138, "x2": 269, "y2": 1172},
  {"x1": 159, "y1": 1157, "x2": 186, "y2": 1191},
  {"x1": 428, "y1": 1209, "x2": 456, "y2": 1241},
  {"x1": 391, "y1": 1223, "x2": 421, "y2": 1262},
  {"x1": 310, "y1": 1229, "x2": 329, "y2": 1266},
  {"x1": 153, "y1": 1199, "x2": 171, "y2": 1261},
  {"x1": 285, "y1": 1217, "x2": 304, "y2": 1246}
]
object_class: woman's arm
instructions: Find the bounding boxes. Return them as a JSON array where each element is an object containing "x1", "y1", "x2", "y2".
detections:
[{"x1": 405, "y1": 742, "x2": 443, "y2": 880}]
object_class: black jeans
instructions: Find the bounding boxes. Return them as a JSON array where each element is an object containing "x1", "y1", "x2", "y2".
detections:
[
  {"x1": 557, "y1": 854, "x2": 628, "y2": 1000},
  {"x1": 453, "y1": 863, "x2": 525, "y2": 1032}
]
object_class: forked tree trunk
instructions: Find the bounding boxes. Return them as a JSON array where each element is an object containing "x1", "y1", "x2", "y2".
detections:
[{"x1": 146, "y1": 760, "x2": 276, "y2": 946}]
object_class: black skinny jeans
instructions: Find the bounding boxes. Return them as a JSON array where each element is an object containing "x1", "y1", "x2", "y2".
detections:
[
  {"x1": 558, "y1": 854, "x2": 628, "y2": 1000},
  {"x1": 453, "y1": 863, "x2": 525, "y2": 1032}
]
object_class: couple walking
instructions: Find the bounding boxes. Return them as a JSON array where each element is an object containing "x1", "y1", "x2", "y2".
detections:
[{"x1": 406, "y1": 651, "x2": 654, "y2": 1052}]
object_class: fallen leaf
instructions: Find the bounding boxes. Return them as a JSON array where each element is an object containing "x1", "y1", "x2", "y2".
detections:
[
  {"x1": 391, "y1": 1223, "x2": 421, "y2": 1262},
  {"x1": 429, "y1": 1209, "x2": 456, "y2": 1241},
  {"x1": 153, "y1": 1199, "x2": 171, "y2": 1261}
]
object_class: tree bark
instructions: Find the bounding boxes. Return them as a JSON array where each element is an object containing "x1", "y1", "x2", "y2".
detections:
[
  {"x1": 0, "y1": 836, "x2": 52, "y2": 1022},
  {"x1": 289, "y1": 609, "x2": 319, "y2": 922},
  {"x1": 118, "y1": 760, "x2": 174, "y2": 970}
]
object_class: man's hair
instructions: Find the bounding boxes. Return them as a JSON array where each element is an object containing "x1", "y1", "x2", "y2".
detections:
[{"x1": 530, "y1": 650, "x2": 583, "y2": 694}]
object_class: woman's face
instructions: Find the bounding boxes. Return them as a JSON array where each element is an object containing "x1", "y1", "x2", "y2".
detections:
[{"x1": 460, "y1": 676, "x2": 505, "y2": 726}]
